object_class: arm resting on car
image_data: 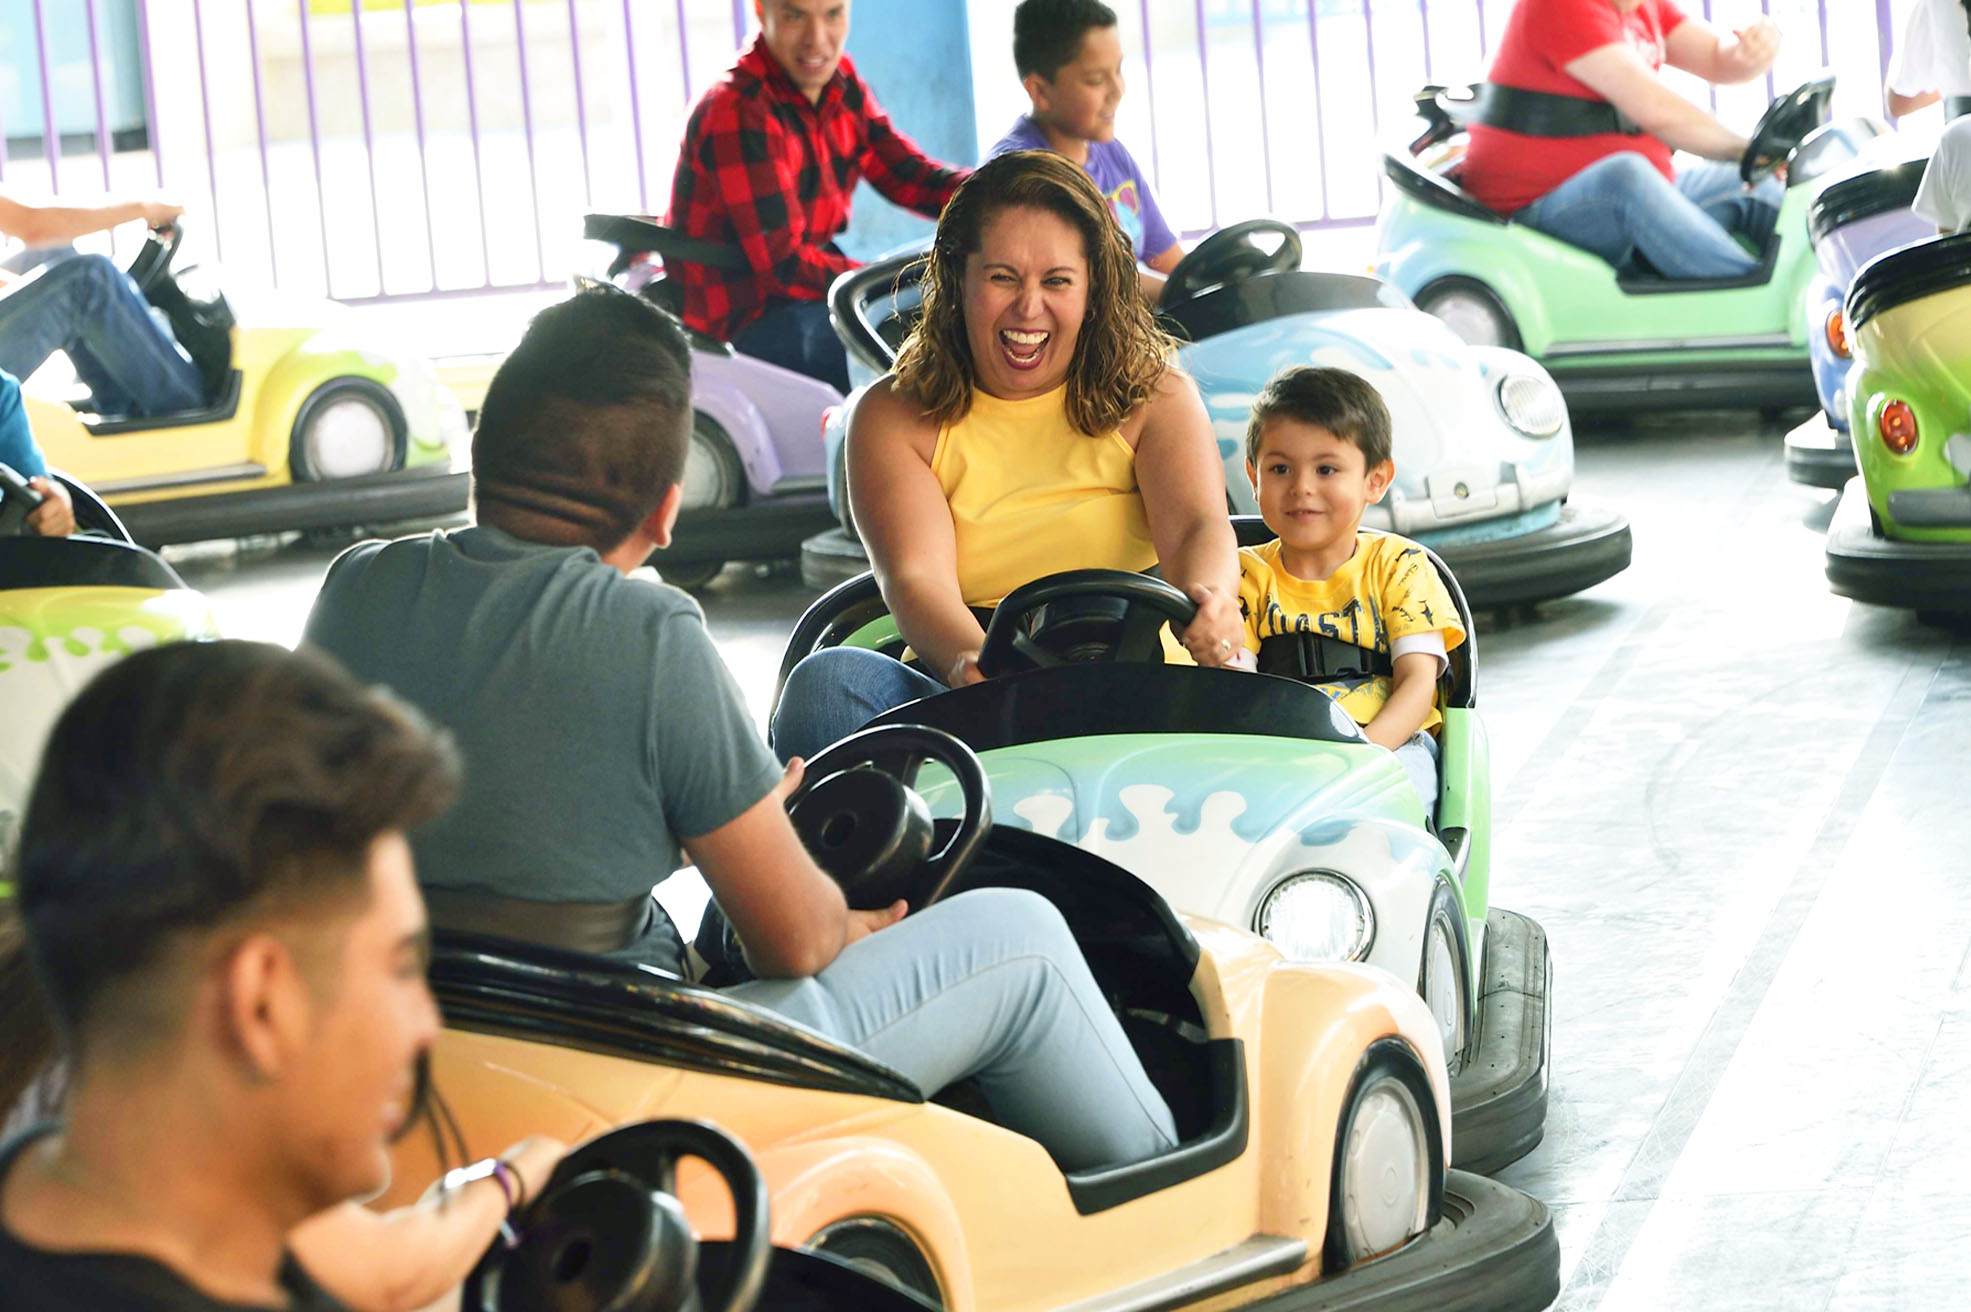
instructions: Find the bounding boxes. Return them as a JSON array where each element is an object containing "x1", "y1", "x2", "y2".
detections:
[
  {"x1": 1563, "y1": 43, "x2": 1749, "y2": 162},
  {"x1": 0, "y1": 192, "x2": 180, "y2": 248}
]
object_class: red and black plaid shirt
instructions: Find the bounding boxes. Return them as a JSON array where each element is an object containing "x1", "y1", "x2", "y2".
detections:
[{"x1": 665, "y1": 36, "x2": 968, "y2": 340}]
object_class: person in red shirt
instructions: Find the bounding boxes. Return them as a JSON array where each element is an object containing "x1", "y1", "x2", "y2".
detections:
[
  {"x1": 667, "y1": 0, "x2": 970, "y2": 392},
  {"x1": 1459, "y1": 0, "x2": 1783, "y2": 280}
]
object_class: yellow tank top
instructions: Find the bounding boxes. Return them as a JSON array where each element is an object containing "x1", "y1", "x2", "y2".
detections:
[{"x1": 932, "y1": 385, "x2": 1157, "y2": 607}]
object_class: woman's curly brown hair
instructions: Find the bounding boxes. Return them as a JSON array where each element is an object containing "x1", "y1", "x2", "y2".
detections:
[{"x1": 892, "y1": 150, "x2": 1175, "y2": 437}]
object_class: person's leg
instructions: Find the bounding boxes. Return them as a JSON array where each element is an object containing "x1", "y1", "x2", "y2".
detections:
[
  {"x1": 771, "y1": 647, "x2": 942, "y2": 764},
  {"x1": 1675, "y1": 161, "x2": 1782, "y2": 257},
  {"x1": 732, "y1": 300, "x2": 851, "y2": 394},
  {"x1": 1519, "y1": 152, "x2": 1759, "y2": 279},
  {"x1": 1392, "y1": 731, "x2": 1439, "y2": 828},
  {"x1": 728, "y1": 887, "x2": 1179, "y2": 1172},
  {"x1": 0, "y1": 254, "x2": 202, "y2": 416}
]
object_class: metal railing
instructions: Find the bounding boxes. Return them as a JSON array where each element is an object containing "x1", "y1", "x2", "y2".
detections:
[{"x1": 15, "y1": 0, "x2": 1902, "y2": 305}]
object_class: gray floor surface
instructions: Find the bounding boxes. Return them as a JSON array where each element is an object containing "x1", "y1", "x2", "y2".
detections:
[{"x1": 170, "y1": 410, "x2": 1971, "y2": 1310}]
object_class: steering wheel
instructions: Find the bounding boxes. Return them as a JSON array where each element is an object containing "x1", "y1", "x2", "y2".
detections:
[
  {"x1": 1158, "y1": 219, "x2": 1302, "y2": 309},
  {"x1": 1740, "y1": 73, "x2": 1836, "y2": 184},
  {"x1": 788, "y1": 723, "x2": 992, "y2": 912},
  {"x1": 467, "y1": 1120, "x2": 770, "y2": 1312},
  {"x1": 978, "y1": 569, "x2": 1198, "y2": 678},
  {"x1": 124, "y1": 222, "x2": 182, "y2": 297},
  {"x1": 0, "y1": 461, "x2": 44, "y2": 537}
]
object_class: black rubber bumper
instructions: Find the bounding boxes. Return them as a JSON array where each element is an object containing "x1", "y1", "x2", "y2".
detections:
[
  {"x1": 801, "y1": 525, "x2": 872, "y2": 591},
  {"x1": 1783, "y1": 412, "x2": 1857, "y2": 490},
  {"x1": 1243, "y1": 1171, "x2": 1558, "y2": 1312},
  {"x1": 116, "y1": 464, "x2": 469, "y2": 548},
  {"x1": 1449, "y1": 910, "x2": 1551, "y2": 1177},
  {"x1": 1549, "y1": 354, "x2": 1816, "y2": 415},
  {"x1": 660, "y1": 491, "x2": 838, "y2": 567},
  {"x1": 1430, "y1": 499, "x2": 1631, "y2": 610},
  {"x1": 1825, "y1": 476, "x2": 1971, "y2": 613}
]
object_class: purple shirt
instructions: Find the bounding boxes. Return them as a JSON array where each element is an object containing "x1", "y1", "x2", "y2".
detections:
[{"x1": 990, "y1": 117, "x2": 1178, "y2": 262}]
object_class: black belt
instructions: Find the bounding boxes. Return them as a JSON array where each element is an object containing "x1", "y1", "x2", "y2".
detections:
[
  {"x1": 422, "y1": 887, "x2": 651, "y2": 956},
  {"x1": 1471, "y1": 83, "x2": 1643, "y2": 138},
  {"x1": 1256, "y1": 631, "x2": 1392, "y2": 681}
]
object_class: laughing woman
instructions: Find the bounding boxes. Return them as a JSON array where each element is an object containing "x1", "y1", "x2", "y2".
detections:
[{"x1": 772, "y1": 150, "x2": 1243, "y2": 761}]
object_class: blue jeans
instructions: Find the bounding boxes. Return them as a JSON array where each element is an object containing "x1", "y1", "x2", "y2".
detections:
[
  {"x1": 732, "y1": 298, "x2": 850, "y2": 395},
  {"x1": 730, "y1": 886, "x2": 1178, "y2": 1172},
  {"x1": 772, "y1": 646, "x2": 940, "y2": 763},
  {"x1": 0, "y1": 253, "x2": 203, "y2": 417},
  {"x1": 1519, "y1": 153, "x2": 1784, "y2": 279}
]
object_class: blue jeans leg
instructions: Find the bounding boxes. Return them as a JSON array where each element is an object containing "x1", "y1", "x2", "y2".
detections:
[
  {"x1": 1676, "y1": 160, "x2": 1782, "y2": 256},
  {"x1": 1393, "y1": 731, "x2": 1440, "y2": 828},
  {"x1": 1520, "y1": 151, "x2": 1761, "y2": 279},
  {"x1": 728, "y1": 887, "x2": 1180, "y2": 1172},
  {"x1": 0, "y1": 254, "x2": 203, "y2": 417},
  {"x1": 771, "y1": 647, "x2": 942, "y2": 764},
  {"x1": 732, "y1": 299, "x2": 851, "y2": 395}
]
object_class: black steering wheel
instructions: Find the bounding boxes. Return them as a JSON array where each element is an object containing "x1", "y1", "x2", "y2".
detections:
[
  {"x1": 978, "y1": 569, "x2": 1199, "y2": 677},
  {"x1": 1158, "y1": 218, "x2": 1302, "y2": 308},
  {"x1": 0, "y1": 461, "x2": 44, "y2": 537},
  {"x1": 788, "y1": 724, "x2": 992, "y2": 913},
  {"x1": 467, "y1": 1120, "x2": 771, "y2": 1312},
  {"x1": 124, "y1": 222, "x2": 182, "y2": 297},
  {"x1": 1741, "y1": 73, "x2": 1836, "y2": 184}
]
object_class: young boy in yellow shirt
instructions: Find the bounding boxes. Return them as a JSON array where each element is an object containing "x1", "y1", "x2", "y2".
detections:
[{"x1": 1235, "y1": 365, "x2": 1467, "y2": 822}]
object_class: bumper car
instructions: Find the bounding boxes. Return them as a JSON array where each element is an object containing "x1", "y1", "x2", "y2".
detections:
[
  {"x1": 1377, "y1": 75, "x2": 1883, "y2": 415},
  {"x1": 801, "y1": 223, "x2": 1631, "y2": 610},
  {"x1": 1785, "y1": 155, "x2": 1931, "y2": 488},
  {"x1": 22, "y1": 225, "x2": 469, "y2": 548},
  {"x1": 0, "y1": 467, "x2": 217, "y2": 852},
  {"x1": 584, "y1": 214, "x2": 842, "y2": 589},
  {"x1": 391, "y1": 723, "x2": 1559, "y2": 1312},
  {"x1": 772, "y1": 537, "x2": 1552, "y2": 1176},
  {"x1": 1825, "y1": 232, "x2": 1971, "y2": 618}
]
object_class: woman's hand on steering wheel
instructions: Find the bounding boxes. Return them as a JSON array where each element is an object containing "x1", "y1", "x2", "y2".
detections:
[
  {"x1": 947, "y1": 650, "x2": 986, "y2": 688},
  {"x1": 1177, "y1": 583, "x2": 1246, "y2": 668}
]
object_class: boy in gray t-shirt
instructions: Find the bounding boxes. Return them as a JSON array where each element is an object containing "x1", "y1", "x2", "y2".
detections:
[{"x1": 304, "y1": 286, "x2": 1176, "y2": 1174}]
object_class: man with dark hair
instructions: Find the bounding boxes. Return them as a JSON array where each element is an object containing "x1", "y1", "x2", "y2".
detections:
[
  {"x1": 666, "y1": 0, "x2": 969, "y2": 393},
  {"x1": 0, "y1": 641, "x2": 457, "y2": 1310},
  {"x1": 304, "y1": 286, "x2": 1181, "y2": 1175}
]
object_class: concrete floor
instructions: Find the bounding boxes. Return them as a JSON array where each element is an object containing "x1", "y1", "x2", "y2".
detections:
[{"x1": 169, "y1": 411, "x2": 1971, "y2": 1310}]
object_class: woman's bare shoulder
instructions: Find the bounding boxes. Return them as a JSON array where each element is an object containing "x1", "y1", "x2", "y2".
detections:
[
  {"x1": 1121, "y1": 362, "x2": 1206, "y2": 444},
  {"x1": 850, "y1": 375, "x2": 941, "y2": 457}
]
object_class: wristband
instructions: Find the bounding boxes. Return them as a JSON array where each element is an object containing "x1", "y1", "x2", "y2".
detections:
[{"x1": 442, "y1": 1157, "x2": 523, "y2": 1249}]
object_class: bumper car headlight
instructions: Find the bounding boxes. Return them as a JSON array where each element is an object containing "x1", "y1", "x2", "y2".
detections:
[
  {"x1": 1254, "y1": 870, "x2": 1375, "y2": 963},
  {"x1": 1496, "y1": 373, "x2": 1565, "y2": 438}
]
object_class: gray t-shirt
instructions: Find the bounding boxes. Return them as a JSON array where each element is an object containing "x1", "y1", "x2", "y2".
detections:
[{"x1": 304, "y1": 526, "x2": 781, "y2": 953}]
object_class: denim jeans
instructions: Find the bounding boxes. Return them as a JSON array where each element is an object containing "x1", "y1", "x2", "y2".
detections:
[
  {"x1": 0, "y1": 253, "x2": 203, "y2": 417},
  {"x1": 732, "y1": 298, "x2": 851, "y2": 395},
  {"x1": 729, "y1": 886, "x2": 1179, "y2": 1171},
  {"x1": 1519, "y1": 152, "x2": 1784, "y2": 280},
  {"x1": 772, "y1": 646, "x2": 941, "y2": 763}
]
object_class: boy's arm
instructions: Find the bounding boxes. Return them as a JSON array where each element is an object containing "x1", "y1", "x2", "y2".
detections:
[
  {"x1": 0, "y1": 190, "x2": 181, "y2": 247},
  {"x1": 1361, "y1": 652, "x2": 1441, "y2": 750}
]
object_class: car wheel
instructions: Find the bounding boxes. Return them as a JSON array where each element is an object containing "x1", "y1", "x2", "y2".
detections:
[
  {"x1": 663, "y1": 415, "x2": 744, "y2": 591},
  {"x1": 806, "y1": 1218, "x2": 943, "y2": 1308},
  {"x1": 1324, "y1": 1042, "x2": 1438, "y2": 1273},
  {"x1": 288, "y1": 379, "x2": 405, "y2": 482},
  {"x1": 1415, "y1": 277, "x2": 1522, "y2": 351},
  {"x1": 1417, "y1": 883, "x2": 1472, "y2": 1077}
]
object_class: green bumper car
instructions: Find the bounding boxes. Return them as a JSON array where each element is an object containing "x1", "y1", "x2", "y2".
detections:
[
  {"x1": 1376, "y1": 75, "x2": 1882, "y2": 414},
  {"x1": 1826, "y1": 233, "x2": 1971, "y2": 617}
]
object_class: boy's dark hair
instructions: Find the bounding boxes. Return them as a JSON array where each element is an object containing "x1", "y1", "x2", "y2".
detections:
[
  {"x1": 1245, "y1": 365, "x2": 1394, "y2": 468},
  {"x1": 1014, "y1": 0, "x2": 1119, "y2": 81},
  {"x1": 13, "y1": 641, "x2": 459, "y2": 1051},
  {"x1": 472, "y1": 283, "x2": 695, "y2": 553}
]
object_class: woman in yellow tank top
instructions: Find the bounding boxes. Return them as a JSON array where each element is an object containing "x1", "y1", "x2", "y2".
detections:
[{"x1": 773, "y1": 152, "x2": 1241, "y2": 760}]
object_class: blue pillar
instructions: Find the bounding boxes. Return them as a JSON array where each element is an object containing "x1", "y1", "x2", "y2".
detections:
[{"x1": 836, "y1": 0, "x2": 979, "y2": 260}]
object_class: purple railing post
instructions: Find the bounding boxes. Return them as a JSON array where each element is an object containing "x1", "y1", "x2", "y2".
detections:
[
  {"x1": 1476, "y1": 0, "x2": 1488, "y2": 59},
  {"x1": 1417, "y1": 0, "x2": 1433, "y2": 83},
  {"x1": 511, "y1": 0, "x2": 549, "y2": 281},
  {"x1": 1135, "y1": 0, "x2": 1165, "y2": 191},
  {"x1": 1359, "y1": 0, "x2": 1383, "y2": 134},
  {"x1": 731, "y1": 0, "x2": 748, "y2": 47},
  {"x1": 30, "y1": 0, "x2": 61, "y2": 193},
  {"x1": 1304, "y1": 0, "x2": 1332, "y2": 220},
  {"x1": 134, "y1": 0, "x2": 162, "y2": 186},
  {"x1": 350, "y1": 3, "x2": 392, "y2": 295},
  {"x1": 243, "y1": 3, "x2": 281, "y2": 285},
  {"x1": 1190, "y1": 0, "x2": 1220, "y2": 230},
  {"x1": 623, "y1": 0, "x2": 651, "y2": 213},
  {"x1": 1758, "y1": 0, "x2": 1774, "y2": 102},
  {"x1": 674, "y1": 0, "x2": 698, "y2": 110},
  {"x1": 566, "y1": 0, "x2": 595, "y2": 206},
  {"x1": 189, "y1": 0, "x2": 225, "y2": 263},
  {"x1": 83, "y1": 0, "x2": 115, "y2": 189},
  {"x1": 1877, "y1": 0, "x2": 1896, "y2": 88},
  {"x1": 1248, "y1": 0, "x2": 1276, "y2": 216},
  {"x1": 458, "y1": 0, "x2": 496, "y2": 284},
  {"x1": 295, "y1": 0, "x2": 336, "y2": 296},
  {"x1": 1816, "y1": 0, "x2": 1831, "y2": 68},
  {"x1": 403, "y1": 0, "x2": 442, "y2": 291}
]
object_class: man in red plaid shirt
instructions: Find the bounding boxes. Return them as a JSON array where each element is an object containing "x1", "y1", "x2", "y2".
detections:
[{"x1": 667, "y1": 0, "x2": 969, "y2": 392}]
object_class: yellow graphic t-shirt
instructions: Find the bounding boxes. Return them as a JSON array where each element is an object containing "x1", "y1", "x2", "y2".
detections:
[{"x1": 1237, "y1": 533, "x2": 1467, "y2": 733}]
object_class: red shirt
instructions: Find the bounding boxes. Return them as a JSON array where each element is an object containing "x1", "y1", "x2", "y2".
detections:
[
  {"x1": 666, "y1": 37, "x2": 968, "y2": 340},
  {"x1": 1462, "y1": 0, "x2": 1688, "y2": 215}
]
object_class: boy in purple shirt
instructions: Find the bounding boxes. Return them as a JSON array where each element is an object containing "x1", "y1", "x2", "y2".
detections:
[{"x1": 990, "y1": 0, "x2": 1182, "y2": 300}]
